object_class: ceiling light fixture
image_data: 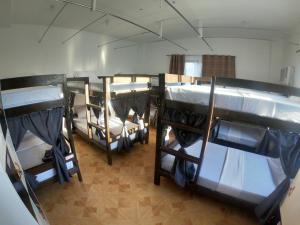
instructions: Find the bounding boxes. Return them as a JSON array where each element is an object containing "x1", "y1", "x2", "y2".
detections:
[
  {"x1": 164, "y1": 0, "x2": 213, "y2": 51},
  {"x1": 55, "y1": 0, "x2": 187, "y2": 51}
]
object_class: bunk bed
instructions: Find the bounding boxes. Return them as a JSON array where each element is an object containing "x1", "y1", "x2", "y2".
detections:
[
  {"x1": 67, "y1": 74, "x2": 153, "y2": 165},
  {"x1": 0, "y1": 83, "x2": 49, "y2": 224},
  {"x1": 154, "y1": 73, "x2": 300, "y2": 224},
  {"x1": 1, "y1": 75, "x2": 82, "y2": 188}
]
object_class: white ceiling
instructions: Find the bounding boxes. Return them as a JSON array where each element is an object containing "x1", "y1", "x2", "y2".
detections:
[{"x1": 8, "y1": 0, "x2": 300, "y2": 42}]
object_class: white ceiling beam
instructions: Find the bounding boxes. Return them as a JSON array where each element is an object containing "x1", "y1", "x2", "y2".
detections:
[
  {"x1": 164, "y1": 0, "x2": 213, "y2": 51},
  {"x1": 56, "y1": 0, "x2": 187, "y2": 51},
  {"x1": 38, "y1": 2, "x2": 68, "y2": 43}
]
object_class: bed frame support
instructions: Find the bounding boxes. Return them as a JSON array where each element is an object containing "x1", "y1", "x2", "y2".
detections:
[
  {"x1": 103, "y1": 77, "x2": 113, "y2": 165},
  {"x1": 154, "y1": 73, "x2": 166, "y2": 185}
]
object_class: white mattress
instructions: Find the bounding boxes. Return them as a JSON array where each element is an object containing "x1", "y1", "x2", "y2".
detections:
[
  {"x1": 69, "y1": 82, "x2": 149, "y2": 92},
  {"x1": 161, "y1": 139, "x2": 286, "y2": 204},
  {"x1": 15, "y1": 131, "x2": 74, "y2": 183},
  {"x1": 2, "y1": 86, "x2": 63, "y2": 109},
  {"x1": 17, "y1": 131, "x2": 52, "y2": 170},
  {"x1": 73, "y1": 117, "x2": 143, "y2": 151},
  {"x1": 166, "y1": 85, "x2": 300, "y2": 123},
  {"x1": 217, "y1": 121, "x2": 265, "y2": 148}
]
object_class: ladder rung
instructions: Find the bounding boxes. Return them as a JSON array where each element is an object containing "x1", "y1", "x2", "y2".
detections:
[{"x1": 87, "y1": 103, "x2": 101, "y2": 110}]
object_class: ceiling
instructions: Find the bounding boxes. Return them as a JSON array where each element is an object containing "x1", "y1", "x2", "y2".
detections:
[{"x1": 5, "y1": 0, "x2": 300, "y2": 43}]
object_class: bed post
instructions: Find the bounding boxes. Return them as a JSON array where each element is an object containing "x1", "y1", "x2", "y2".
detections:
[
  {"x1": 103, "y1": 77, "x2": 112, "y2": 165},
  {"x1": 63, "y1": 76, "x2": 83, "y2": 182},
  {"x1": 154, "y1": 73, "x2": 165, "y2": 185},
  {"x1": 85, "y1": 80, "x2": 93, "y2": 140},
  {"x1": 144, "y1": 92, "x2": 151, "y2": 144},
  {"x1": 193, "y1": 76, "x2": 216, "y2": 185}
]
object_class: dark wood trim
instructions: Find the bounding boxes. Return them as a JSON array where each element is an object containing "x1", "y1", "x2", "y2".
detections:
[
  {"x1": 1, "y1": 74, "x2": 64, "y2": 91},
  {"x1": 154, "y1": 73, "x2": 165, "y2": 185},
  {"x1": 216, "y1": 77, "x2": 300, "y2": 97},
  {"x1": 4, "y1": 100, "x2": 65, "y2": 118}
]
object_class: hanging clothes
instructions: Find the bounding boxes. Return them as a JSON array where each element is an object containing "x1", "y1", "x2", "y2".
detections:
[{"x1": 89, "y1": 95, "x2": 105, "y2": 139}]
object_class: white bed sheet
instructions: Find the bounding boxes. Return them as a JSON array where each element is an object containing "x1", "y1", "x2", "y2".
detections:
[
  {"x1": 2, "y1": 86, "x2": 63, "y2": 109},
  {"x1": 16, "y1": 131, "x2": 52, "y2": 170},
  {"x1": 69, "y1": 82, "x2": 149, "y2": 92},
  {"x1": 73, "y1": 117, "x2": 143, "y2": 151},
  {"x1": 166, "y1": 85, "x2": 300, "y2": 123},
  {"x1": 161, "y1": 140, "x2": 286, "y2": 204},
  {"x1": 217, "y1": 121, "x2": 265, "y2": 148},
  {"x1": 161, "y1": 140, "x2": 228, "y2": 191}
]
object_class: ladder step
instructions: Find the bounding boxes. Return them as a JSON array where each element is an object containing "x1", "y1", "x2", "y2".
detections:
[{"x1": 87, "y1": 103, "x2": 101, "y2": 110}]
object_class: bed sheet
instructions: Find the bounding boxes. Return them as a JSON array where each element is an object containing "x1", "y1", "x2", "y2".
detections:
[
  {"x1": 2, "y1": 86, "x2": 63, "y2": 109},
  {"x1": 161, "y1": 140, "x2": 286, "y2": 204}
]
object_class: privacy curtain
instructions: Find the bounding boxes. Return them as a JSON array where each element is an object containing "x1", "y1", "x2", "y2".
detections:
[
  {"x1": 89, "y1": 96, "x2": 105, "y2": 139},
  {"x1": 7, "y1": 108, "x2": 71, "y2": 184},
  {"x1": 169, "y1": 54, "x2": 185, "y2": 75},
  {"x1": 111, "y1": 96, "x2": 133, "y2": 151},
  {"x1": 164, "y1": 108, "x2": 207, "y2": 187},
  {"x1": 131, "y1": 93, "x2": 149, "y2": 143},
  {"x1": 202, "y1": 55, "x2": 236, "y2": 78},
  {"x1": 255, "y1": 129, "x2": 300, "y2": 224}
]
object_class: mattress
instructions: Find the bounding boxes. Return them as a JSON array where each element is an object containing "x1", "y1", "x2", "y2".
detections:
[
  {"x1": 15, "y1": 131, "x2": 74, "y2": 184},
  {"x1": 216, "y1": 121, "x2": 265, "y2": 148},
  {"x1": 2, "y1": 86, "x2": 63, "y2": 109},
  {"x1": 17, "y1": 131, "x2": 52, "y2": 170},
  {"x1": 166, "y1": 85, "x2": 300, "y2": 123},
  {"x1": 69, "y1": 82, "x2": 149, "y2": 93},
  {"x1": 73, "y1": 117, "x2": 144, "y2": 151},
  {"x1": 161, "y1": 139, "x2": 286, "y2": 204}
]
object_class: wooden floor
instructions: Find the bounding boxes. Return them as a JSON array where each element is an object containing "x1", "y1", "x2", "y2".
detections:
[{"x1": 36, "y1": 129, "x2": 258, "y2": 225}]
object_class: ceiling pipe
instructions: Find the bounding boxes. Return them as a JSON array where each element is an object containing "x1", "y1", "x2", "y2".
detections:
[
  {"x1": 62, "y1": 13, "x2": 107, "y2": 44},
  {"x1": 55, "y1": 0, "x2": 187, "y2": 51},
  {"x1": 114, "y1": 39, "x2": 165, "y2": 50},
  {"x1": 91, "y1": 0, "x2": 96, "y2": 11},
  {"x1": 164, "y1": 0, "x2": 213, "y2": 51},
  {"x1": 97, "y1": 32, "x2": 149, "y2": 48},
  {"x1": 38, "y1": 2, "x2": 68, "y2": 43}
]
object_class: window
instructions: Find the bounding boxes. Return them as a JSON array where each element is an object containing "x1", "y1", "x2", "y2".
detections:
[{"x1": 184, "y1": 56, "x2": 202, "y2": 77}]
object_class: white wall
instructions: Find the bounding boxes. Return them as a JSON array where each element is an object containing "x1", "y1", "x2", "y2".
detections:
[
  {"x1": 0, "y1": 24, "x2": 287, "y2": 84},
  {"x1": 137, "y1": 37, "x2": 285, "y2": 83},
  {"x1": 283, "y1": 24, "x2": 300, "y2": 87},
  {"x1": 0, "y1": 24, "x2": 140, "y2": 79}
]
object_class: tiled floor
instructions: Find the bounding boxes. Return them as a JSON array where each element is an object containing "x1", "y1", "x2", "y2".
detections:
[{"x1": 36, "y1": 129, "x2": 258, "y2": 225}]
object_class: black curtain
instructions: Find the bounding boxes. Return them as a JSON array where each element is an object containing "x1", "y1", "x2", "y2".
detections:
[
  {"x1": 164, "y1": 108, "x2": 207, "y2": 187},
  {"x1": 131, "y1": 93, "x2": 149, "y2": 143},
  {"x1": 255, "y1": 129, "x2": 300, "y2": 224},
  {"x1": 89, "y1": 96, "x2": 105, "y2": 139},
  {"x1": 7, "y1": 107, "x2": 71, "y2": 184},
  {"x1": 111, "y1": 96, "x2": 134, "y2": 151}
]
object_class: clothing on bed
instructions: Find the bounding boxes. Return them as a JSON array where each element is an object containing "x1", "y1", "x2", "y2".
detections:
[{"x1": 7, "y1": 107, "x2": 71, "y2": 184}]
